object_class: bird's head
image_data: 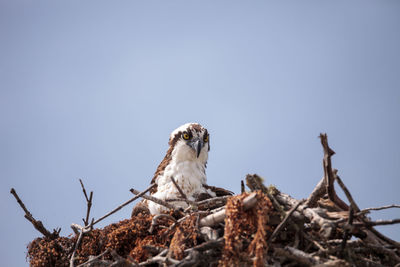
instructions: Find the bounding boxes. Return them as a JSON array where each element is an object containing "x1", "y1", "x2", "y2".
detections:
[{"x1": 168, "y1": 123, "x2": 210, "y2": 162}]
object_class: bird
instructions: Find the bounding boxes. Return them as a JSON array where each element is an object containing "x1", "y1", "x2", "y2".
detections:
[{"x1": 132, "y1": 123, "x2": 232, "y2": 216}]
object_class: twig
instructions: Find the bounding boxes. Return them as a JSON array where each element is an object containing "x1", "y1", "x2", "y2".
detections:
[
  {"x1": 76, "y1": 249, "x2": 110, "y2": 267},
  {"x1": 305, "y1": 177, "x2": 326, "y2": 208},
  {"x1": 70, "y1": 228, "x2": 85, "y2": 267},
  {"x1": 269, "y1": 199, "x2": 304, "y2": 242},
  {"x1": 319, "y1": 134, "x2": 348, "y2": 211},
  {"x1": 149, "y1": 214, "x2": 176, "y2": 233},
  {"x1": 170, "y1": 176, "x2": 197, "y2": 207},
  {"x1": 92, "y1": 184, "x2": 155, "y2": 226},
  {"x1": 186, "y1": 237, "x2": 224, "y2": 252},
  {"x1": 10, "y1": 188, "x2": 59, "y2": 239},
  {"x1": 110, "y1": 250, "x2": 138, "y2": 267},
  {"x1": 199, "y1": 192, "x2": 258, "y2": 227},
  {"x1": 274, "y1": 246, "x2": 320, "y2": 266},
  {"x1": 241, "y1": 180, "x2": 245, "y2": 194},
  {"x1": 355, "y1": 218, "x2": 400, "y2": 227},
  {"x1": 334, "y1": 172, "x2": 360, "y2": 212},
  {"x1": 196, "y1": 195, "x2": 230, "y2": 210},
  {"x1": 340, "y1": 205, "x2": 354, "y2": 255},
  {"x1": 79, "y1": 179, "x2": 93, "y2": 226},
  {"x1": 170, "y1": 176, "x2": 188, "y2": 201},
  {"x1": 357, "y1": 204, "x2": 400, "y2": 215},
  {"x1": 138, "y1": 249, "x2": 169, "y2": 266},
  {"x1": 130, "y1": 188, "x2": 178, "y2": 211}
]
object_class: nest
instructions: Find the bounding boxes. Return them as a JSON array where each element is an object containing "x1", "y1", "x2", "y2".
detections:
[{"x1": 11, "y1": 134, "x2": 400, "y2": 266}]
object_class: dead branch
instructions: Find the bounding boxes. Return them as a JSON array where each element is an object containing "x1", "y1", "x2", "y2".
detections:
[
  {"x1": 356, "y1": 219, "x2": 400, "y2": 227},
  {"x1": 199, "y1": 192, "x2": 257, "y2": 227},
  {"x1": 92, "y1": 184, "x2": 155, "y2": 226},
  {"x1": 79, "y1": 179, "x2": 93, "y2": 226},
  {"x1": 319, "y1": 133, "x2": 348, "y2": 211},
  {"x1": 357, "y1": 204, "x2": 400, "y2": 215},
  {"x1": 275, "y1": 246, "x2": 321, "y2": 266},
  {"x1": 305, "y1": 177, "x2": 326, "y2": 208},
  {"x1": 170, "y1": 176, "x2": 195, "y2": 206},
  {"x1": 334, "y1": 172, "x2": 360, "y2": 212},
  {"x1": 196, "y1": 195, "x2": 230, "y2": 210},
  {"x1": 76, "y1": 249, "x2": 110, "y2": 267},
  {"x1": 149, "y1": 214, "x2": 176, "y2": 233},
  {"x1": 130, "y1": 188, "x2": 178, "y2": 211},
  {"x1": 340, "y1": 205, "x2": 354, "y2": 255},
  {"x1": 70, "y1": 228, "x2": 85, "y2": 267},
  {"x1": 10, "y1": 188, "x2": 60, "y2": 239},
  {"x1": 269, "y1": 199, "x2": 304, "y2": 242}
]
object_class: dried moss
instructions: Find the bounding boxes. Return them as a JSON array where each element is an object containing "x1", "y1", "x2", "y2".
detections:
[{"x1": 220, "y1": 191, "x2": 273, "y2": 267}]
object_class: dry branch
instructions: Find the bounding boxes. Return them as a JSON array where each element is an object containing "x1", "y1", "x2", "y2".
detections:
[
  {"x1": 92, "y1": 184, "x2": 155, "y2": 226},
  {"x1": 199, "y1": 192, "x2": 257, "y2": 227},
  {"x1": 130, "y1": 188, "x2": 178, "y2": 211},
  {"x1": 10, "y1": 188, "x2": 60, "y2": 239}
]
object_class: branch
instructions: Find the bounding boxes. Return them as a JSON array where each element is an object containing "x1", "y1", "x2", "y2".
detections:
[
  {"x1": 305, "y1": 177, "x2": 326, "y2": 208},
  {"x1": 76, "y1": 249, "x2": 110, "y2": 267},
  {"x1": 269, "y1": 199, "x2": 304, "y2": 242},
  {"x1": 70, "y1": 228, "x2": 85, "y2": 267},
  {"x1": 355, "y1": 219, "x2": 400, "y2": 227},
  {"x1": 149, "y1": 214, "x2": 176, "y2": 233},
  {"x1": 199, "y1": 192, "x2": 258, "y2": 227},
  {"x1": 274, "y1": 246, "x2": 321, "y2": 266},
  {"x1": 170, "y1": 176, "x2": 195, "y2": 206},
  {"x1": 334, "y1": 172, "x2": 360, "y2": 212},
  {"x1": 357, "y1": 204, "x2": 400, "y2": 215},
  {"x1": 130, "y1": 188, "x2": 178, "y2": 211},
  {"x1": 92, "y1": 184, "x2": 155, "y2": 226},
  {"x1": 79, "y1": 179, "x2": 93, "y2": 226},
  {"x1": 340, "y1": 205, "x2": 354, "y2": 255},
  {"x1": 10, "y1": 188, "x2": 60, "y2": 239},
  {"x1": 319, "y1": 134, "x2": 348, "y2": 211}
]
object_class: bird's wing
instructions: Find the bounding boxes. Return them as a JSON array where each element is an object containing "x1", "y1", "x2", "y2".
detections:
[{"x1": 203, "y1": 184, "x2": 234, "y2": 197}]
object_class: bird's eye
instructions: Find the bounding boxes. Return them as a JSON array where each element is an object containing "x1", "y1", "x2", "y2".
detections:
[
  {"x1": 204, "y1": 135, "x2": 209, "y2": 142},
  {"x1": 182, "y1": 132, "x2": 190, "y2": 140}
]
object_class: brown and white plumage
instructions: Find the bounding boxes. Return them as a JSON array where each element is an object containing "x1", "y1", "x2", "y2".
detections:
[{"x1": 132, "y1": 123, "x2": 232, "y2": 216}]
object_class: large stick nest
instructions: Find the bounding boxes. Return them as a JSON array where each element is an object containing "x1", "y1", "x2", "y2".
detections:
[{"x1": 15, "y1": 134, "x2": 400, "y2": 266}]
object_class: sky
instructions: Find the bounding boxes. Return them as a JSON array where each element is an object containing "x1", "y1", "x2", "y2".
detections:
[{"x1": 1, "y1": 1, "x2": 399, "y2": 266}]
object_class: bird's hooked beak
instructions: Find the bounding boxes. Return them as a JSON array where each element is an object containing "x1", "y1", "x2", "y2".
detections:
[{"x1": 189, "y1": 137, "x2": 204, "y2": 158}]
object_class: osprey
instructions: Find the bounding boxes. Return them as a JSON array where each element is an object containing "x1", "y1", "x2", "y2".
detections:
[{"x1": 133, "y1": 123, "x2": 231, "y2": 215}]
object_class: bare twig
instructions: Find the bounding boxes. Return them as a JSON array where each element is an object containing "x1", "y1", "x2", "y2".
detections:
[
  {"x1": 199, "y1": 192, "x2": 258, "y2": 227},
  {"x1": 70, "y1": 228, "x2": 85, "y2": 267},
  {"x1": 130, "y1": 188, "x2": 178, "y2": 211},
  {"x1": 149, "y1": 214, "x2": 176, "y2": 233},
  {"x1": 340, "y1": 205, "x2": 354, "y2": 255},
  {"x1": 305, "y1": 177, "x2": 326, "y2": 208},
  {"x1": 92, "y1": 184, "x2": 155, "y2": 226},
  {"x1": 170, "y1": 176, "x2": 187, "y2": 200},
  {"x1": 355, "y1": 219, "x2": 400, "y2": 227},
  {"x1": 10, "y1": 188, "x2": 59, "y2": 239},
  {"x1": 319, "y1": 134, "x2": 348, "y2": 211},
  {"x1": 274, "y1": 246, "x2": 320, "y2": 266},
  {"x1": 334, "y1": 172, "x2": 360, "y2": 212},
  {"x1": 76, "y1": 249, "x2": 110, "y2": 267},
  {"x1": 357, "y1": 204, "x2": 400, "y2": 215},
  {"x1": 79, "y1": 179, "x2": 93, "y2": 226},
  {"x1": 269, "y1": 199, "x2": 304, "y2": 242},
  {"x1": 241, "y1": 180, "x2": 245, "y2": 194},
  {"x1": 170, "y1": 176, "x2": 196, "y2": 206}
]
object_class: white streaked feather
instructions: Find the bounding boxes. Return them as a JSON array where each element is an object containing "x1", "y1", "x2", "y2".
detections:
[{"x1": 148, "y1": 125, "x2": 215, "y2": 214}]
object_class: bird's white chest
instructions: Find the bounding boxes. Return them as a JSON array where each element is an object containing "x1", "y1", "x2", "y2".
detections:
[{"x1": 148, "y1": 160, "x2": 214, "y2": 214}]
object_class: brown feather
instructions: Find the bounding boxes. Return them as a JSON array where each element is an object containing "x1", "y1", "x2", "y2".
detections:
[{"x1": 149, "y1": 129, "x2": 184, "y2": 194}]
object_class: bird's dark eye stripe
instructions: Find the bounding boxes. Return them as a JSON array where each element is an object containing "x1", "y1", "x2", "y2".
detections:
[{"x1": 182, "y1": 131, "x2": 192, "y2": 140}]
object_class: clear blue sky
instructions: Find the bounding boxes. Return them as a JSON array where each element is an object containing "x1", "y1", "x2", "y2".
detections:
[{"x1": 1, "y1": 1, "x2": 399, "y2": 266}]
